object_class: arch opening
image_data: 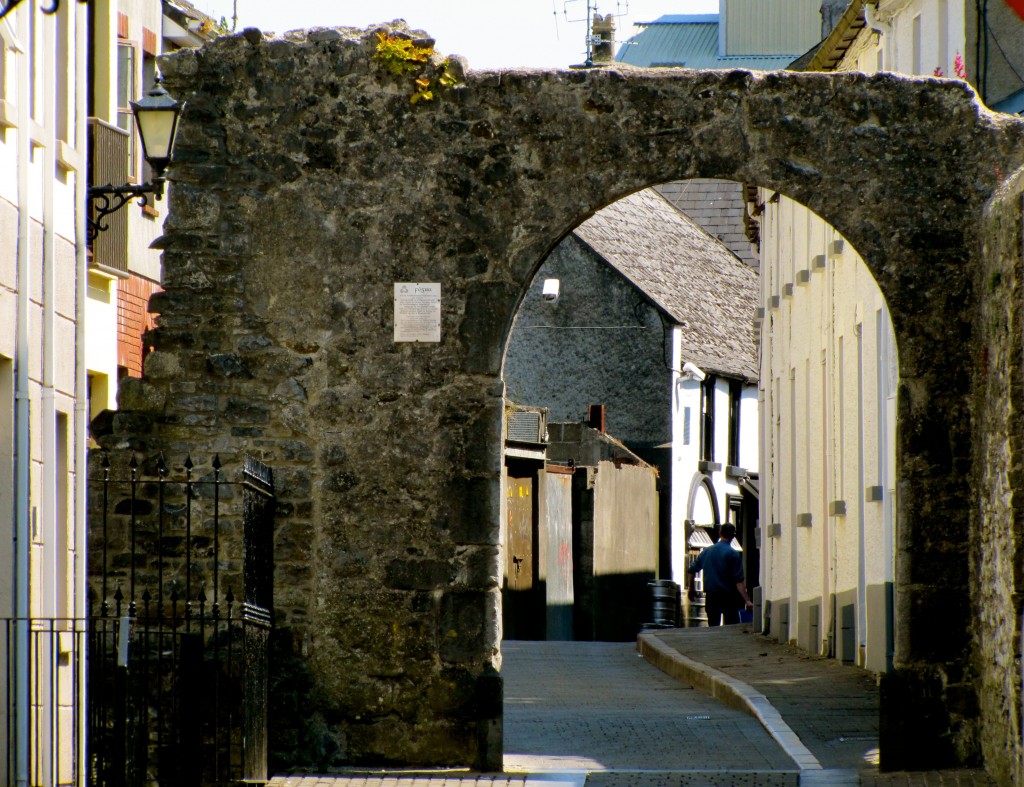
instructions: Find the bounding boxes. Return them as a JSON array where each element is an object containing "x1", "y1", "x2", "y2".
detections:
[{"x1": 499, "y1": 177, "x2": 899, "y2": 678}]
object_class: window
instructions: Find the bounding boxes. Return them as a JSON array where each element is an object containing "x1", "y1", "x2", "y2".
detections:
[
  {"x1": 0, "y1": 33, "x2": 7, "y2": 105},
  {"x1": 117, "y1": 42, "x2": 137, "y2": 179},
  {"x1": 727, "y1": 495, "x2": 743, "y2": 534},
  {"x1": 700, "y1": 375, "x2": 716, "y2": 462},
  {"x1": 140, "y1": 29, "x2": 158, "y2": 185},
  {"x1": 55, "y1": 411, "x2": 70, "y2": 618},
  {"x1": 911, "y1": 14, "x2": 922, "y2": 75},
  {"x1": 56, "y1": 2, "x2": 69, "y2": 142},
  {"x1": 728, "y1": 379, "x2": 741, "y2": 467}
]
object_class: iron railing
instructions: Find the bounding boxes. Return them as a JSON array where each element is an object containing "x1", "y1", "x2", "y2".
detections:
[
  {"x1": 85, "y1": 453, "x2": 274, "y2": 787},
  {"x1": 88, "y1": 454, "x2": 274, "y2": 785},
  {"x1": 0, "y1": 617, "x2": 88, "y2": 787},
  {"x1": 0, "y1": 455, "x2": 274, "y2": 786}
]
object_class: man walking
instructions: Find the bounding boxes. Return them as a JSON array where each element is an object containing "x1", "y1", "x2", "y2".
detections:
[{"x1": 686, "y1": 524, "x2": 753, "y2": 626}]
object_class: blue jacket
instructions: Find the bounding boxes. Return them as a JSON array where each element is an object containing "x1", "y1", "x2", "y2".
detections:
[{"x1": 687, "y1": 540, "x2": 743, "y2": 593}]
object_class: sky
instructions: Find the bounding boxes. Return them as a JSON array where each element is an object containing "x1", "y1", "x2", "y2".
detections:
[{"x1": 192, "y1": 1, "x2": 719, "y2": 69}]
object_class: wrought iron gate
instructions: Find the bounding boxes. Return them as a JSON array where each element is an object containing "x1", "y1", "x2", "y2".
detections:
[{"x1": 88, "y1": 454, "x2": 274, "y2": 787}]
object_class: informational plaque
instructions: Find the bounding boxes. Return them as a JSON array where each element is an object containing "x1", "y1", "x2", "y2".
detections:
[{"x1": 393, "y1": 283, "x2": 441, "y2": 342}]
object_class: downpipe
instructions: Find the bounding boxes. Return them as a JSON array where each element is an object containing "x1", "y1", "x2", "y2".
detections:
[
  {"x1": 41, "y1": 12, "x2": 57, "y2": 783},
  {"x1": 13, "y1": 6, "x2": 32, "y2": 786},
  {"x1": 73, "y1": 4, "x2": 89, "y2": 784},
  {"x1": 863, "y1": 2, "x2": 893, "y2": 69}
]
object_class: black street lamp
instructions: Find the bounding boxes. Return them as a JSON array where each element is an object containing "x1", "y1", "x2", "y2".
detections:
[{"x1": 88, "y1": 80, "x2": 185, "y2": 240}]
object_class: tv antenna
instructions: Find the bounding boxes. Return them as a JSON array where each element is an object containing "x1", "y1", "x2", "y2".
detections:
[{"x1": 562, "y1": 0, "x2": 629, "y2": 66}]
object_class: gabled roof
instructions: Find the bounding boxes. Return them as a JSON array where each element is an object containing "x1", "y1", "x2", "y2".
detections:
[
  {"x1": 573, "y1": 189, "x2": 759, "y2": 381},
  {"x1": 616, "y1": 14, "x2": 801, "y2": 71},
  {"x1": 655, "y1": 180, "x2": 758, "y2": 269},
  {"x1": 163, "y1": 0, "x2": 224, "y2": 47},
  {"x1": 796, "y1": 0, "x2": 867, "y2": 72}
]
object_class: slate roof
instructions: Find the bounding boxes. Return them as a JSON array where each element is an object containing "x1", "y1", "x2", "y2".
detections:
[
  {"x1": 655, "y1": 180, "x2": 758, "y2": 269},
  {"x1": 573, "y1": 189, "x2": 759, "y2": 382},
  {"x1": 616, "y1": 14, "x2": 800, "y2": 70},
  {"x1": 994, "y1": 87, "x2": 1024, "y2": 115}
]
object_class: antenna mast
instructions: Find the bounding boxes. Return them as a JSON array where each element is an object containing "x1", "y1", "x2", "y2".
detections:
[{"x1": 563, "y1": 0, "x2": 629, "y2": 66}]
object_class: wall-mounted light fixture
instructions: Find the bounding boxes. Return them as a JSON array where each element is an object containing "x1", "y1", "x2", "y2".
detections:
[
  {"x1": 88, "y1": 80, "x2": 185, "y2": 239},
  {"x1": 681, "y1": 362, "x2": 706, "y2": 381}
]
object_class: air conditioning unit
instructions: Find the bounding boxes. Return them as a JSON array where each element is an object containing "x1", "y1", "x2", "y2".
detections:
[{"x1": 506, "y1": 409, "x2": 547, "y2": 444}]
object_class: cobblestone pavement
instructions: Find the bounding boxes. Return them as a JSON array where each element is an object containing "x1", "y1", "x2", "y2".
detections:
[{"x1": 502, "y1": 640, "x2": 794, "y2": 776}]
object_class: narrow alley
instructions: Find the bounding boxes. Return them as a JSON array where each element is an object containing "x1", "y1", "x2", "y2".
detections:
[{"x1": 502, "y1": 639, "x2": 797, "y2": 785}]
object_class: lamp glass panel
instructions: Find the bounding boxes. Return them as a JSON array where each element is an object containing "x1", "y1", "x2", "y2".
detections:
[{"x1": 134, "y1": 109, "x2": 176, "y2": 161}]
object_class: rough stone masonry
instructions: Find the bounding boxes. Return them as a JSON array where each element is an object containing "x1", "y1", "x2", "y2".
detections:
[{"x1": 97, "y1": 20, "x2": 1024, "y2": 777}]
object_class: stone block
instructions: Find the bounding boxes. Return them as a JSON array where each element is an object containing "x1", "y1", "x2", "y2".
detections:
[
  {"x1": 116, "y1": 379, "x2": 166, "y2": 413},
  {"x1": 438, "y1": 591, "x2": 493, "y2": 664},
  {"x1": 455, "y1": 546, "x2": 501, "y2": 590},
  {"x1": 459, "y1": 281, "x2": 521, "y2": 375},
  {"x1": 385, "y1": 558, "x2": 456, "y2": 590},
  {"x1": 444, "y1": 476, "x2": 500, "y2": 545},
  {"x1": 206, "y1": 353, "x2": 250, "y2": 378}
]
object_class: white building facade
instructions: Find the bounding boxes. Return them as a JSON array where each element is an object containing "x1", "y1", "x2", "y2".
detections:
[
  {"x1": 0, "y1": 2, "x2": 89, "y2": 782},
  {"x1": 670, "y1": 355, "x2": 760, "y2": 587},
  {"x1": 757, "y1": 192, "x2": 898, "y2": 671},
  {"x1": 755, "y1": 0, "x2": 1002, "y2": 671}
]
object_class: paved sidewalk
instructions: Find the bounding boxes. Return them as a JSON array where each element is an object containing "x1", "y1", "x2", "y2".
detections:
[
  {"x1": 639, "y1": 624, "x2": 995, "y2": 786},
  {"x1": 270, "y1": 630, "x2": 996, "y2": 786}
]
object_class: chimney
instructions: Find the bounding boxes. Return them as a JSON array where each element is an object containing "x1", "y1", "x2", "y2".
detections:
[
  {"x1": 820, "y1": 0, "x2": 849, "y2": 39},
  {"x1": 591, "y1": 13, "x2": 615, "y2": 64},
  {"x1": 587, "y1": 404, "x2": 606, "y2": 433}
]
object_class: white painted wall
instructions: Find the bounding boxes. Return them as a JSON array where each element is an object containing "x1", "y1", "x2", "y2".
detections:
[
  {"x1": 0, "y1": 3, "x2": 86, "y2": 782},
  {"x1": 755, "y1": 0, "x2": 969, "y2": 670},
  {"x1": 671, "y1": 326, "x2": 759, "y2": 584},
  {"x1": 758, "y1": 190, "x2": 898, "y2": 671}
]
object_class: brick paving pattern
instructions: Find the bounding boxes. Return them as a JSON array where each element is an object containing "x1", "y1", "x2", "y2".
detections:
[
  {"x1": 502, "y1": 640, "x2": 795, "y2": 774},
  {"x1": 270, "y1": 775, "x2": 528, "y2": 786}
]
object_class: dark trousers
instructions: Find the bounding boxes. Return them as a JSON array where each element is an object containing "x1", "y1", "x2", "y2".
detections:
[{"x1": 705, "y1": 590, "x2": 740, "y2": 627}]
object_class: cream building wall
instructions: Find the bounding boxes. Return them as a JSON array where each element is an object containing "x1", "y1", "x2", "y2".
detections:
[
  {"x1": 758, "y1": 190, "x2": 898, "y2": 672},
  {"x1": 869, "y1": 0, "x2": 967, "y2": 79},
  {"x1": 0, "y1": 3, "x2": 88, "y2": 783},
  {"x1": 758, "y1": 0, "x2": 977, "y2": 672}
]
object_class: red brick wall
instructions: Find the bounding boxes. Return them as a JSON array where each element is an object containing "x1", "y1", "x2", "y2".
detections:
[{"x1": 117, "y1": 276, "x2": 160, "y2": 377}]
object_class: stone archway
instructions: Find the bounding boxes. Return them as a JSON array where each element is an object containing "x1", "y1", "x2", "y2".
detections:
[{"x1": 111, "y1": 22, "x2": 1024, "y2": 773}]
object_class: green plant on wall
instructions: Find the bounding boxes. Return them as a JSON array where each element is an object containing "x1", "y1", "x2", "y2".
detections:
[{"x1": 373, "y1": 32, "x2": 461, "y2": 104}]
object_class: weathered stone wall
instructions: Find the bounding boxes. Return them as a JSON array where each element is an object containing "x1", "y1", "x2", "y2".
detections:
[
  {"x1": 96, "y1": 21, "x2": 1024, "y2": 771},
  {"x1": 974, "y1": 165, "x2": 1024, "y2": 785}
]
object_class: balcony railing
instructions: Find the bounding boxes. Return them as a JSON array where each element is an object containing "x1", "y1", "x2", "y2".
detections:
[{"x1": 87, "y1": 118, "x2": 130, "y2": 274}]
